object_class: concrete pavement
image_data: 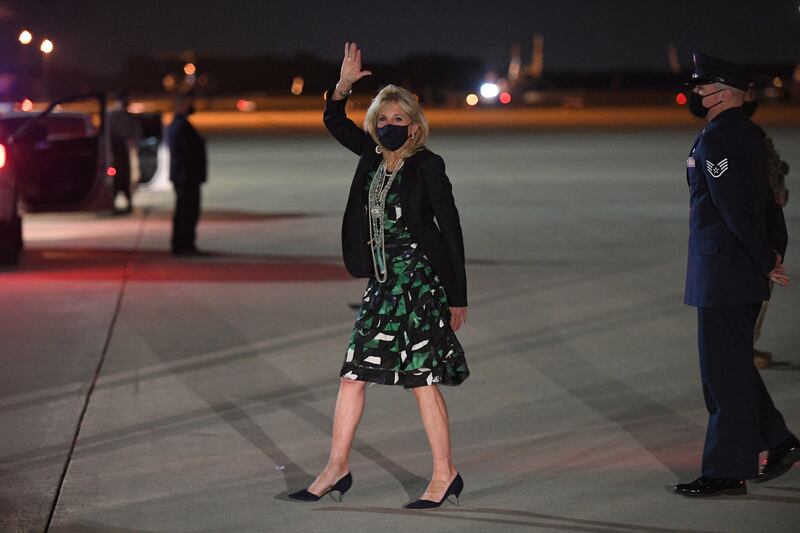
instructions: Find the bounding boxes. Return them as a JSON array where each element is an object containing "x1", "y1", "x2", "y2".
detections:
[{"x1": 1, "y1": 129, "x2": 799, "y2": 532}]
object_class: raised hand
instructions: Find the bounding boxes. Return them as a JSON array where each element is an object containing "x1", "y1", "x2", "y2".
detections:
[{"x1": 334, "y1": 42, "x2": 372, "y2": 99}]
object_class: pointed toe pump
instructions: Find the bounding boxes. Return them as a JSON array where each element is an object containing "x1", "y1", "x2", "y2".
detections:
[
  {"x1": 404, "y1": 473, "x2": 463, "y2": 509},
  {"x1": 288, "y1": 472, "x2": 353, "y2": 502}
]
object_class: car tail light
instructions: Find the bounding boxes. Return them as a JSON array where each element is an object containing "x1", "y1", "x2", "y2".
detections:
[{"x1": 0, "y1": 144, "x2": 6, "y2": 169}]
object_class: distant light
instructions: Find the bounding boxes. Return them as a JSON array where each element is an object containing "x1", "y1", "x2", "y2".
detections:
[
  {"x1": 184, "y1": 63, "x2": 196, "y2": 76},
  {"x1": 676, "y1": 93, "x2": 687, "y2": 105},
  {"x1": 465, "y1": 93, "x2": 479, "y2": 106},
  {"x1": 20, "y1": 98, "x2": 34, "y2": 112},
  {"x1": 773, "y1": 77, "x2": 783, "y2": 88},
  {"x1": 40, "y1": 39, "x2": 54, "y2": 54},
  {"x1": 18, "y1": 30, "x2": 33, "y2": 45},
  {"x1": 499, "y1": 92, "x2": 512, "y2": 104},
  {"x1": 0, "y1": 145, "x2": 6, "y2": 170},
  {"x1": 291, "y1": 76, "x2": 304, "y2": 96},
  {"x1": 162, "y1": 74, "x2": 176, "y2": 91},
  {"x1": 480, "y1": 82, "x2": 500, "y2": 99},
  {"x1": 106, "y1": 166, "x2": 117, "y2": 177},
  {"x1": 127, "y1": 102, "x2": 147, "y2": 114},
  {"x1": 236, "y1": 99, "x2": 256, "y2": 112}
]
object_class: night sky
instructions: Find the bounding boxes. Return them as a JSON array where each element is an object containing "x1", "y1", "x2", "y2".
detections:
[{"x1": 6, "y1": 0, "x2": 800, "y2": 75}]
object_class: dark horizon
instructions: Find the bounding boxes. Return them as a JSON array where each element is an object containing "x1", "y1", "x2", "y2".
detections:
[{"x1": 4, "y1": 0, "x2": 799, "y2": 76}]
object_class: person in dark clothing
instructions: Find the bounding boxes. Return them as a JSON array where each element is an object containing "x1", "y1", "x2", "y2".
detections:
[
  {"x1": 674, "y1": 52, "x2": 798, "y2": 498},
  {"x1": 108, "y1": 92, "x2": 142, "y2": 214},
  {"x1": 742, "y1": 88, "x2": 791, "y2": 368},
  {"x1": 167, "y1": 94, "x2": 207, "y2": 255}
]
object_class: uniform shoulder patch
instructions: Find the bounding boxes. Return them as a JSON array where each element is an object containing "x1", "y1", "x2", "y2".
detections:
[{"x1": 706, "y1": 158, "x2": 728, "y2": 178}]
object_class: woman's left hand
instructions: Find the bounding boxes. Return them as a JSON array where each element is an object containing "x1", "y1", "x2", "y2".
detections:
[{"x1": 450, "y1": 307, "x2": 467, "y2": 332}]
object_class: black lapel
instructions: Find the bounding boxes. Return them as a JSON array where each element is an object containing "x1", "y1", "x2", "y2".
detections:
[{"x1": 400, "y1": 150, "x2": 425, "y2": 205}]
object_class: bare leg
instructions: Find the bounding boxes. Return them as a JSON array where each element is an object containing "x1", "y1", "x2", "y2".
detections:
[
  {"x1": 307, "y1": 378, "x2": 366, "y2": 495},
  {"x1": 413, "y1": 384, "x2": 458, "y2": 501}
]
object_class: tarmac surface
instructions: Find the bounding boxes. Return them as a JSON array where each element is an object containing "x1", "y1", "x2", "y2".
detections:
[{"x1": 2, "y1": 128, "x2": 799, "y2": 532}]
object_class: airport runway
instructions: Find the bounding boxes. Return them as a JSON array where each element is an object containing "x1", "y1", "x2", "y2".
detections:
[{"x1": 2, "y1": 128, "x2": 799, "y2": 532}]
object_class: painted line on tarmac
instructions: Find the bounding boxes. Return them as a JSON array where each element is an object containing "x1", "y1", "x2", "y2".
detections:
[{"x1": 43, "y1": 208, "x2": 150, "y2": 531}]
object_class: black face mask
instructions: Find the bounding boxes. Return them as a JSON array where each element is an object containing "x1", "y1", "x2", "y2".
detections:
[
  {"x1": 376, "y1": 124, "x2": 409, "y2": 151},
  {"x1": 688, "y1": 88, "x2": 724, "y2": 119},
  {"x1": 742, "y1": 100, "x2": 758, "y2": 118}
]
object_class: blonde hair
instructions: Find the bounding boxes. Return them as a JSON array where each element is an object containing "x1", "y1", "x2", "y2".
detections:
[{"x1": 364, "y1": 85, "x2": 429, "y2": 156}]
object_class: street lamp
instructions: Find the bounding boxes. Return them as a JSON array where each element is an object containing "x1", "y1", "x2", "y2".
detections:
[
  {"x1": 40, "y1": 39, "x2": 54, "y2": 54},
  {"x1": 18, "y1": 30, "x2": 33, "y2": 45}
]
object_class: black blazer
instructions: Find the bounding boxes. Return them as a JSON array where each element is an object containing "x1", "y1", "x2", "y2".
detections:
[
  {"x1": 167, "y1": 114, "x2": 207, "y2": 185},
  {"x1": 323, "y1": 90, "x2": 467, "y2": 307},
  {"x1": 684, "y1": 108, "x2": 784, "y2": 307}
]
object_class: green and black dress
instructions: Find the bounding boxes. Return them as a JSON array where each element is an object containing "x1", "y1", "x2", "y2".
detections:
[{"x1": 340, "y1": 167, "x2": 469, "y2": 389}]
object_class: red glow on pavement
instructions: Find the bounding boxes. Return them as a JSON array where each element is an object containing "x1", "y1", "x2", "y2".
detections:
[
  {"x1": 4, "y1": 248, "x2": 351, "y2": 283},
  {"x1": 676, "y1": 93, "x2": 687, "y2": 105},
  {"x1": 106, "y1": 166, "x2": 117, "y2": 177},
  {"x1": 499, "y1": 92, "x2": 512, "y2": 104}
]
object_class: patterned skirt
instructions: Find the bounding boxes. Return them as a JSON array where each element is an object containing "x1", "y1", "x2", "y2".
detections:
[{"x1": 340, "y1": 242, "x2": 469, "y2": 389}]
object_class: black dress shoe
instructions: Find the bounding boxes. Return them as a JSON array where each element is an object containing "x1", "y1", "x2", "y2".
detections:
[
  {"x1": 404, "y1": 473, "x2": 463, "y2": 509},
  {"x1": 673, "y1": 477, "x2": 746, "y2": 497},
  {"x1": 756, "y1": 436, "x2": 800, "y2": 483},
  {"x1": 288, "y1": 472, "x2": 352, "y2": 502},
  {"x1": 172, "y1": 247, "x2": 212, "y2": 257}
]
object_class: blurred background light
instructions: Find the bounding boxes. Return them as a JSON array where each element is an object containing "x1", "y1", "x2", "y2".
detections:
[
  {"x1": 18, "y1": 30, "x2": 33, "y2": 45},
  {"x1": 236, "y1": 99, "x2": 256, "y2": 112},
  {"x1": 480, "y1": 82, "x2": 499, "y2": 99},
  {"x1": 291, "y1": 76, "x2": 304, "y2": 96}
]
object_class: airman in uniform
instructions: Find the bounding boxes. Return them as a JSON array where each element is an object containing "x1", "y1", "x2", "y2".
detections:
[{"x1": 675, "y1": 52, "x2": 799, "y2": 497}]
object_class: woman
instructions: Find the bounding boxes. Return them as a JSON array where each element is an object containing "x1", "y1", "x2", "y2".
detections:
[{"x1": 288, "y1": 43, "x2": 469, "y2": 509}]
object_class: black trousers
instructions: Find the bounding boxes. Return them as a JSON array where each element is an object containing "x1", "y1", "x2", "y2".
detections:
[
  {"x1": 112, "y1": 144, "x2": 132, "y2": 209},
  {"x1": 171, "y1": 182, "x2": 201, "y2": 252},
  {"x1": 697, "y1": 304, "x2": 793, "y2": 479}
]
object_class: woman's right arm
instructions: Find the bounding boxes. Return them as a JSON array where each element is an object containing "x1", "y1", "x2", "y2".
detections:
[{"x1": 323, "y1": 42, "x2": 372, "y2": 156}]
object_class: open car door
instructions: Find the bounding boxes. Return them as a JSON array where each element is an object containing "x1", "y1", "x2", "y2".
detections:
[
  {"x1": 134, "y1": 112, "x2": 163, "y2": 185},
  {"x1": 8, "y1": 93, "x2": 112, "y2": 213}
]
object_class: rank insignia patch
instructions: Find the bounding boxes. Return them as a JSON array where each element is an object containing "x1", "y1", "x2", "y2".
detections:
[{"x1": 706, "y1": 158, "x2": 728, "y2": 178}]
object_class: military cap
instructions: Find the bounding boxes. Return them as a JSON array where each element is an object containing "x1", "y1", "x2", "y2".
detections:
[{"x1": 688, "y1": 51, "x2": 750, "y2": 90}]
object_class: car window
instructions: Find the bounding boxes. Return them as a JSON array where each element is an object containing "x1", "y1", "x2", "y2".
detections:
[
  {"x1": 0, "y1": 115, "x2": 95, "y2": 141},
  {"x1": 45, "y1": 116, "x2": 95, "y2": 139}
]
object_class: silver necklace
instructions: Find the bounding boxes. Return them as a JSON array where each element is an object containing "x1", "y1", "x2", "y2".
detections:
[{"x1": 367, "y1": 159, "x2": 404, "y2": 283}]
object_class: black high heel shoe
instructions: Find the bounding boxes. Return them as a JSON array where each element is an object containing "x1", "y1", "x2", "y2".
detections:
[
  {"x1": 288, "y1": 472, "x2": 353, "y2": 502},
  {"x1": 404, "y1": 473, "x2": 463, "y2": 509}
]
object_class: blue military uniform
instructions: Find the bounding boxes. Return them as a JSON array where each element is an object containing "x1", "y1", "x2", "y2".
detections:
[{"x1": 684, "y1": 53, "x2": 794, "y2": 482}]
